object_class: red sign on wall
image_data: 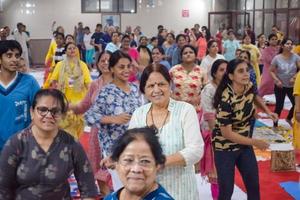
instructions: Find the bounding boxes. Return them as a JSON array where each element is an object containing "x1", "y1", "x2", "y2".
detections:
[{"x1": 182, "y1": 9, "x2": 189, "y2": 18}]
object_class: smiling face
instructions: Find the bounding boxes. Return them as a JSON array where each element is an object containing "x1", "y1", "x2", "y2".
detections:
[
  {"x1": 229, "y1": 62, "x2": 250, "y2": 87},
  {"x1": 282, "y1": 40, "x2": 293, "y2": 52},
  {"x1": 97, "y1": 53, "x2": 111, "y2": 74},
  {"x1": 111, "y1": 58, "x2": 132, "y2": 82},
  {"x1": 152, "y1": 48, "x2": 163, "y2": 63},
  {"x1": 116, "y1": 138, "x2": 159, "y2": 195},
  {"x1": 65, "y1": 43, "x2": 77, "y2": 57},
  {"x1": 269, "y1": 36, "x2": 278, "y2": 47},
  {"x1": 144, "y1": 72, "x2": 171, "y2": 106},
  {"x1": 0, "y1": 49, "x2": 21, "y2": 73},
  {"x1": 30, "y1": 95, "x2": 62, "y2": 133}
]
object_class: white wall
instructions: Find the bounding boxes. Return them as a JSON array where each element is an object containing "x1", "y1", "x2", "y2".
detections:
[{"x1": 0, "y1": 0, "x2": 212, "y2": 39}]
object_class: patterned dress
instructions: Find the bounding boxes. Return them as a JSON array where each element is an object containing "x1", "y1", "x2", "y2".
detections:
[
  {"x1": 0, "y1": 127, "x2": 98, "y2": 200},
  {"x1": 170, "y1": 64, "x2": 208, "y2": 112},
  {"x1": 84, "y1": 83, "x2": 141, "y2": 155},
  {"x1": 129, "y1": 99, "x2": 204, "y2": 200}
]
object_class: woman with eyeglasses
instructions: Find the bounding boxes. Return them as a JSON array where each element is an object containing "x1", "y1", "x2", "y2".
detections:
[
  {"x1": 129, "y1": 63, "x2": 204, "y2": 200},
  {"x1": 104, "y1": 127, "x2": 174, "y2": 200},
  {"x1": 0, "y1": 89, "x2": 98, "y2": 200}
]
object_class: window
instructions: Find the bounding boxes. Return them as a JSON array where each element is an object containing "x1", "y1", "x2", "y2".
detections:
[{"x1": 81, "y1": 0, "x2": 136, "y2": 13}]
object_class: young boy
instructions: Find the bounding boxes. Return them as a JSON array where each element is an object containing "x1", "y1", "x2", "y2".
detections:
[{"x1": 0, "y1": 40, "x2": 40, "y2": 151}]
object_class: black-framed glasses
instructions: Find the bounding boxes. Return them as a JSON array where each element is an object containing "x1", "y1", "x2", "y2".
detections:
[{"x1": 36, "y1": 106, "x2": 62, "y2": 118}]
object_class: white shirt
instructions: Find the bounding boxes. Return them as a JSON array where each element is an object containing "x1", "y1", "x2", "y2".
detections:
[
  {"x1": 83, "y1": 33, "x2": 94, "y2": 50},
  {"x1": 200, "y1": 53, "x2": 225, "y2": 80},
  {"x1": 13, "y1": 31, "x2": 29, "y2": 52}
]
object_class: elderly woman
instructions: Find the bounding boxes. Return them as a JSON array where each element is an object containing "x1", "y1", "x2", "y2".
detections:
[
  {"x1": 129, "y1": 63, "x2": 204, "y2": 200},
  {"x1": 104, "y1": 127, "x2": 174, "y2": 200},
  {"x1": 49, "y1": 42, "x2": 92, "y2": 139},
  {"x1": 0, "y1": 89, "x2": 97, "y2": 199}
]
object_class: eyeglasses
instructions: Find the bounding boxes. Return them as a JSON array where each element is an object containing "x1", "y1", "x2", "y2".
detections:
[
  {"x1": 118, "y1": 157, "x2": 155, "y2": 170},
  {"x1": 36, "y1": 106, "x2": 62, "y2": 118}
]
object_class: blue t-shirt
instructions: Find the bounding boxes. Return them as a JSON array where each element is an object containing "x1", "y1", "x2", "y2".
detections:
[
  {"x1": 0, "y1": 73, "x2": 40, "y2": 151},
  {"x1": 223, "y1": 39, "x2": 240, "y2": 61},
  {"x1": 104, "y1": 184, "x2": 174, "y2": 200}
]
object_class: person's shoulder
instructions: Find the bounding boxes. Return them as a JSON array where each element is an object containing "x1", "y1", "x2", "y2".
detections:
[
  {"x1": 147, "y1": 184, "x2": 174, "y2": 200},
  {"x1": 19, "y1": 73, "x2": 39, "y2": 86},
  {"x1": 103, "y1": 189, "x2": 120, "y2": 200},
  {"x1": 57, "y1": 129, "x2": 78, "y2": 145}
]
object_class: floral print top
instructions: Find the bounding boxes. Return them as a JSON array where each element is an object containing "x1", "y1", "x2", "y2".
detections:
[
  {"x1": 0, "y1": 127, "x2": 98, "y2": 200},
  {"x1": 85, "y1": 83, "x2": 141, "y2": 155},
  {"x1": 170, "y1": 64, "x2": 208, "y2": 111}
]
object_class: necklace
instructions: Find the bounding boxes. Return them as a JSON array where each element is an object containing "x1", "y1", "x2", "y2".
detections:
[{"x1": 149, "y1": 106, "x2": 169, "y2": 134}]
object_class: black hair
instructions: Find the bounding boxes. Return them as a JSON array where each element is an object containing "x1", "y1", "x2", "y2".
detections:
[
  {"x1": 239, "y1": 50, "x2": 251, "y2": 62},
  {"x1": 111, "y1": 127, "x2": 166, "y2": 166},
  {"x1": 109, "y1": 50, "x2": 132, "y2": 70},
  {"x1": 227, "y1": 30, "x2": 235, "y2": 35},
  {"x1": 278, "y1": 38, "x2": 293, "y2": 54},
  {"x1": 139, "y1": 35, "x2": 148, "y2": 43},
  {"x1": 140, "y1": 63, "x2": 171, "y2": 94},
  {"x1": 184, "y1": 28, "x2": 189, "y2": 34},
  {"x1": 180, "y1": 44, "x2": 197, "y2": 58},
  {"x1": 96, "y1": 51, "x2": 112, "y2": 76},
  {"x1": 65, "y1": 42, "x2": 76, "y2": 51},
  {"x1": 54, "y1": 32, "x2": 65, "y2": 39},
  {"x1": 175, "y1": 34, "x2": 186, "y2": 43},
  {"x1": 213, "y1": 59, "x2": 248, "y2": 109},
  {"x1": 150, "y1": 37, "x2": 158, "y2": 43},
  {"x1": 111, "y1": 31, "x2": 120, "y2": 37},
  {"x1": 166, "y1": 32, "x2": 175, "y2": 40},
  {"x1": 157, "y1": 25, "x2": 164, "y2": 30},
  {"x1": 242, "y1": 34, "x2": 251, "y2": 43},
  {"x1": 121, "y1": 34, "x2": 130, "y2": 42},
  {"x1": 268, "y1": 33, "x2": 278, "y2": 41},
  {"x1": 84, "y1": 26, "x2": 90, "y2": 31},
  {"x1": 96, "y1": 24, "x2": 102, "y2": 28},
  {"x1": 152, "y1": 46, "x2": 165, "y2": 55},
  {"x1": 206, "y1": 40, "x2": 217, "y2": 55},
  {"x1": 204, "y1": 28, "x2": 212, "y2": 42},
  {"x1": 0, "y1": 40, "x2": 22, "y2": 58},
  {"x1": 210, "y1": 59, "x2": 228, "y2": 79},
  {"x1": 65, "y1": 34, "x2": 74, "y2": 41},
  {"x1": 32, "y1": 89, "x2": 68, "y2": 114}
]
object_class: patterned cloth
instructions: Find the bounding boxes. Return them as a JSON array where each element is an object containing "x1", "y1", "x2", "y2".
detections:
[
  {"x1": 0, "y1": 127, "x2": 98, "y2": 200},
  {"x1": 85, "y1": 83, "x2": 141, "y2": 155},
  {"x1": 293, "y1": 72, "x2": 300, "y2": 150},
  {"x1": 170, "y1": 64, "x2": 207, "y2": 111},
  {"x1": 129, "y1": 98, "x2": 204, "y2": 200},
  {"x1": 213, "y1": 82, "x2": 256, "y2": 151}
]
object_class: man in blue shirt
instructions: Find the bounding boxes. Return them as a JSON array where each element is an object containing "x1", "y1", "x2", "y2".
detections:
[{"x1": 0, "y1": 40, "x2": 40, "y2": 151}]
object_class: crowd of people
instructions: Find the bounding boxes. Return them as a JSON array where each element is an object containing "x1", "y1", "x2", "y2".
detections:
[{"x1": 0, "y1": 20, "x2": 300, "y2": 200}]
